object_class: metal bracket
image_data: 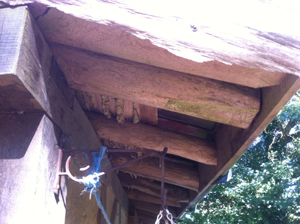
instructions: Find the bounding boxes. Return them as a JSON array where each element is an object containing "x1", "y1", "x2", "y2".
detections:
[{"x1": 53, "y1": 147, "x2": 169, "y2": 210}]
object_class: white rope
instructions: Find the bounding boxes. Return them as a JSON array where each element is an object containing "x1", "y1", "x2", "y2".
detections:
[
  {"x1": 155, "y1": 210, "x2": 163, "y2": 224},
  {"x1": 166, "y1": 209, "x2": 175, "y2": 224},
  {"x1": 155, "y1": 209, "x2": 176, "y2": 224}
]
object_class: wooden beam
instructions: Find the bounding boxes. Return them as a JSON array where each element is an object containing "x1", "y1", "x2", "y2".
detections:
[
  {"x1": 51, "y1": 44, "x2": 260, "y2": 129},
  {"x1": 0, "y1": 75, "x2": 43, "y2": 112},
  {"x1": 110, "y1": 152, "x2": 199, "y2": 191},
  {"x1": 0, "y1": 6, "x2": 129, "y2": 224},
  {"x1": 158, "y1": 109, "x2": 216, "y2": 130},
  {"x1": 184, "y1": 74, "x2": 300, "y2": 216},
  {"x1": 87, "y1": 112, "x2": 217, "y2": 165},
  {"x1": 136, "y1": 211, "x2": 157, "y2": 224},
  {"x1": 158, "y1": 117, "x2": 212, "y2": 139},
  {"x1": 137, "y1": 104, "x2": 158, "y2": 125},
  {"x1": 124, "y1": 189, "x2": 181, "y2": 208},
  {"x1": 28, "y1": 3, "x2": 289, "y2": 88},
  {"x1": 118, "y1": 172, "x2": 189, "y2": 203},
  {"x1": 0, "y1": 113, "x2": 67, "y2": 223},
  {"x1": 131, "y1": 200, "x2": 176, "y2": 217}
]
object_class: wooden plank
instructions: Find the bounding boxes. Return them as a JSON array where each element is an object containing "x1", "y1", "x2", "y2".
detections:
[
  {"x1": 27, "y1": 3, "x2": 289, "y2": 88},
  {"x1": 118, "y1": 172, "x2": 189, "y2": 203},
  {"x1": 0, "y1": 113, "x2": 67, "y2": 224},
  {"x1": 124, "y1": 100, "x2": 134, "y2": 121},
  {"x1": 51, "y1": 44, "x2": 261, "y2": 129},
  {"x1": 110, "y1": 152, "x2": 199, "y2": 191},
  {"x1": 158, "y1": 117, "x2": 212, "y2": 139},
  {"x1": 124, "y1": 189, "x2": 181, "y2": 207},
  {"x1": 136, "y1": 212, "x2": 157, "y2": 224},
  {"x1": 137, "y1": 104, "x2": 158, "y2": 125},
  {"x1": 158, "y1": 109, "x2": 216, "y2": 130},
  {"x1": 128, "y1": 207, "x2": 139, "y2": 224},
  {"x1": 87, "y1": 112, "x2": 217, "y2": 165},
  {"x1": 131, "y1": 200, "x2": 176, "y2": 217},
  {"x1": 185, "y1": 74, "x2": 300, "y2": 215},
  {"x1": 0, "y1": 75, "x2": 43, "y2": 112}
]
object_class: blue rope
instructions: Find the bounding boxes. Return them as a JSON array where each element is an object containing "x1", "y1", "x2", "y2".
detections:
[
  {"x1": 81, "y1": 146, "x2": 111, "y2": 224},
  {"x1": 93, "y1": 190, "x2": 111, "y2": 224}
]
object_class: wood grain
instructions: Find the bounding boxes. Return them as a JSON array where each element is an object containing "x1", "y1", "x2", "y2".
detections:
[
  {"x1": 0, "y1": 114, "x2": 67, "y2": 223},
  {"x1": 0, "y1": 6, "x2": 128, "y2": 224},
  {"x1": 124, "y1": 189, "x2": 181, "y2": 207},
  {"x1": 110, "y1": 152, "x2": 200, "y2": 191},
  {"x1": 27, "y1": 3, "x2": 289, "y2": 88},
  {"x1": 87, "y1": 112, "x2": 217, "y2": 165},
  {"x1": 52, "y1": 44, "x2": 261, "y2": 128},
  {"x1": 137, "y1": 104, "x2": 158, "y2": 125},
  {"x1": 158, "y1": 117, "x2": 212, "y2": 139},
  {"x1": 118, "y1": 172, "x2": 189, "y2": 203},
  {"x1": 189, "y1": 74, "x2": 300, "y2": 217},
  {"x1": 131, "y1": 200, "x2": 176, "y2": 217}
]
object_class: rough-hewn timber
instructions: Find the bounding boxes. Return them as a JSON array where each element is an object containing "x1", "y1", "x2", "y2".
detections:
[
  {"x1": 27, "y1": 3, "x2": 290, "y2": 88},
  {"x1": 124, "y1": 189, "x2": 181, "y2": 208},
  {"x1": 110, "y1": 152, "x2": 200, "y2": 191},
  {"x1": 0, "y1": 6, "x2": 128, "y2": 224},
  {"x1": 87, "y1": 112, "x2": 217, "y2": 165},
  {"x1": 118, "y1": 172, "x2": 189, "y2": 203},
  {"x1": 186, "y1": 74, "x2": 300, "y2": 216},
  {"x1": 0, "y1": 113, "x2": 67, "y2": 224},
  {"x1": 52, "y1": 44, "x2": 260, "y2": 128}
]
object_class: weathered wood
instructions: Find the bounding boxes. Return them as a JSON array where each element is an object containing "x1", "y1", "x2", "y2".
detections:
[
  {"x1": 158, "y1": 117, "x2": 212, "y2": 139},
  {"x1": 187, "y1": 74, "x2": 300, "y2": 216},
  {"x1": 0, "y1": 7, "x2": 49, "y2": 113},
  {"x1": 131, "y1": 200, "x2": 176, "y2": 217},
  {"x1": 124, "y1": 189, "x2": 181, "y2": 207},
  {"x1": 87, "y1": 112, "x2": 217, "y2": 165},
  {"x1": 136, "y1": 212, "x2": 157, "y2": 224},
  {"x1": 137, "y1": 104, "x2": 158, "y2": 125},
  {"x1": 128, "y1": 206, "x2": 139, "y2": 224},
  {"x1": 0, "y1": 75, "x2": 43, "y2": 112},
  {"x1": 110, "y1": 152, "x2": 199, "y2": 191},
  {"x1": 0, "y1": 6, "x2": 129, "y2": 224},
  {"x1": 0, "y1": 113, "x2": 67, "y2": 224},
  {"x1": 158, "y1": 109, "x2": 216, "y2": 130},
  {"x1": 52, "y1": 44, "x2": 260, "y2": 128},
  {"x1": 27, "y1": 3, "x2": 290, "y2": 88},
  {"x1": 118, "y1": 172, "x2": 189, "y2": 203}
]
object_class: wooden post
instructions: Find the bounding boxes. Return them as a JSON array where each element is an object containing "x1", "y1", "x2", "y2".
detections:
[
  {"x1": 0, "y1": 113, "x2": 67, "y2": 224},
  {"x1": 0, "y1": 6, "x2": 129, "y2": 224}
]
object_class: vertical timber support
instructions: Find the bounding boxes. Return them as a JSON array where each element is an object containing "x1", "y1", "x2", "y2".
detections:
[
  {"x1": 0, "y1": 113, "x2": 67, "y2": 224},
  {"x1": 0, "y1": 6, "x2": 128, "y2": 224}
]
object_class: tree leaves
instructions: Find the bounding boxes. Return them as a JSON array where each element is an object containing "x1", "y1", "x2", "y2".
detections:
[{"x1": 181, "y1": 90, "x2": 300, "y2": 224}]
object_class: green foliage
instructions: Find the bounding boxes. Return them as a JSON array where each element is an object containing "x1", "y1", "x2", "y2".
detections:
[{"x1": 181, "y1": 90, "x2": 300, "y2": 224}]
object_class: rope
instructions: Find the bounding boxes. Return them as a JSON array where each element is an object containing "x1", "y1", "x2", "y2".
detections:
[
  {"x1": 93, "y1": 190, "x2": 111, "y2": 224},
  {"x1": 81, "y1": 146, "x2": 112, "y2": 224},
  {"x1": 155, "y1": 210, "x2": 163, "y2": 224},
  {"x1": 155, "y1": 209, "x2": 176, "y2": 224}
]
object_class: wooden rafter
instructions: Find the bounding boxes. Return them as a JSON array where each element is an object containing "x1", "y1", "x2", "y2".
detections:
[
  {"x1": 110, "y1": 152, "x2": 200, "y2": 191},
  {"x1": 118, "y1": 172, "x2": 189, "y2": 203},
  {"x1": 28, "y1": 3, "x2": 291, "y2": 88},
  {"x1": 186, "y1": 74, "x2": 300, "y2": 216},
  {"x1": 124, "y1": 189, "x2": 181, "y2": 208},
  {"x1": 52, "y1": 44, "x2": 260, "y2": 128},
  {"x1": 87, "y1": 112, "x2": 217, "y2": 165}
]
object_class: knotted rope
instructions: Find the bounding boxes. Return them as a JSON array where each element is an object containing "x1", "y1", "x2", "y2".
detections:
[
  {"x1": 155, "y1": 208, "x2": 176, "y2": 224},
  {"x1": 81, "y1": 146, "x2": 111, "y2": 224}
]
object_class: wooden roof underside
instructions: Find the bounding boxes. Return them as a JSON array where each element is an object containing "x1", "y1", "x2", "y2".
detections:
[{"x1": 2, "y1": 1, "x2": 300, "y2": 223}]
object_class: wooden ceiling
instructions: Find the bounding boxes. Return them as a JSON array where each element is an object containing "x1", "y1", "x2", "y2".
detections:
[{"x1": 2, "y1": 1, "x2": 300, "y2": 223}]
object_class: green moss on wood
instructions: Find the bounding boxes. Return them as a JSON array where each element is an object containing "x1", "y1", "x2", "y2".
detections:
[{"x1": 164, "y1": 100, "x2": 259, "y2": 128}]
